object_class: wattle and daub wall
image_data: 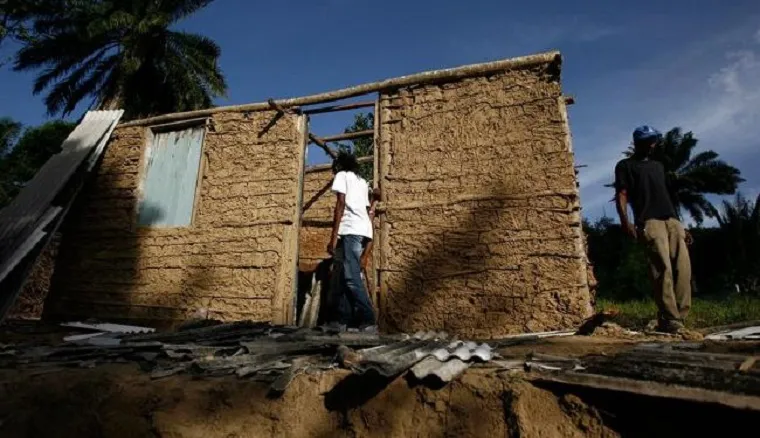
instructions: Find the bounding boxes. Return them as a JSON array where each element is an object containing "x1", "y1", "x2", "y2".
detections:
[
  {"x1": 44, "y1": 112, "x2": 305, "y2": 326},
  {"x1": 44, "y1": 54, "x2": 593, "y2": 335},
  {"x1": 375, "y1": 61, "x2": 593, "y2": 337}
]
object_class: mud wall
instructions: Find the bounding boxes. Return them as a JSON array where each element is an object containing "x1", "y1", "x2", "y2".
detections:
[
  {"x1": 44, "y1": 111, "x2": 305, "y2": 325},
  {"x1": 376, "y1": 62, "x2": 593, "y2": 337},
  {"x1": 299, "y1": 167, "x2": 334, "y2": 269}
]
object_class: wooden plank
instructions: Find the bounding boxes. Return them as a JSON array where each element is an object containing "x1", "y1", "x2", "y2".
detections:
[
  {"x1": 371, "y1": 100, "x2": 380, "y2": 308},
  {"x1": 556, "y1": 94, "x2": 591, "y2": 312},
  {"x1": 529, "y1": 372, "x2": 760, "y2": 411},
  {"x1": 304, "y1": 101, "x2": 376, "y2": 115},
  {"x1": 377, "y1": 94, "x2": 391, "y2": 321},
  {"x1": 120, "y1": 51, "x2": 561, "y2": 128},
  {"x1": 319, "y1": 129, "x2": 374, "y2": 143},
  {"x1": 286, "y1": 114, "x2": 309, "y2": 324},
  {"x1": 136, "y1": 126, "x2": 205, "y2": 227},
  {"x1": 304, "y1": 156, "x2": 372, "y2": 174}
]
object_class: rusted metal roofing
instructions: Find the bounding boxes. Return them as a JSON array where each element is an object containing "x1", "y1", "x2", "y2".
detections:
[{"x1": 0, "y1": 110, "x2": 123, "y2": 319}]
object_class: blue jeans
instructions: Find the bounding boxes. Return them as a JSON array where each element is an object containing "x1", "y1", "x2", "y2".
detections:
[{"x1": 329, "y1": 235, "x2": 376, "y2": 327}]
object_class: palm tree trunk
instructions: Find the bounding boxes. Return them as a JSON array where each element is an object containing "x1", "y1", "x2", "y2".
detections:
[{"x1": 97, "y1": 90, "x2": 122, "y2": 111}]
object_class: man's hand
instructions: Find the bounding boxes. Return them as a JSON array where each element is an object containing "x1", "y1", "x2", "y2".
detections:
[
  {"x1": 327, "y1": 237, "x2": 338, "y2": 256},
  {"x1": 684, "y1": 230, "x2": 694, "y2": 246}
]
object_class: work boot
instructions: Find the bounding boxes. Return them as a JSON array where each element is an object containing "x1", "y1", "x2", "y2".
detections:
[
  {"x1": 359, "y1": 324, "x2": 378, "y2": 334},
  {"x1": 320, "y1": 321, "x2": 347, "y2": 334},
  {"x1": 656, "y1": 319, "x2": 685, "y2": 334}
]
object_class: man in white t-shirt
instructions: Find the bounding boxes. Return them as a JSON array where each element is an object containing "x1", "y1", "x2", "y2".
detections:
[{"x1": 326, "y1": 151, "x2": 377, "y2": 332}]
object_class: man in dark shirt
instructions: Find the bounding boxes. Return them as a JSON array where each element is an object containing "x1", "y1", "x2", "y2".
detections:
[{"x1": 614, "y1": 125, "x2": 692, "y2": 333}]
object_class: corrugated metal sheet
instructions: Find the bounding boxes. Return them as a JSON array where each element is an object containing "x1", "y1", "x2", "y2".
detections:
[
  {"x1": 351, "y1": 332, "x2": 495, "y2": 380},
  {"x1": 137, "y1": 126, "x2": 205, "y2": 227},
  {"x1": 706, "y1": 326, "x2": 760, "y2": 341},
  {"x1": 2, "y1": 323, "x2": 499, "y2": 392},
  {"x1": 0, "y1": 110, "x2": 123, "y2": 319}
]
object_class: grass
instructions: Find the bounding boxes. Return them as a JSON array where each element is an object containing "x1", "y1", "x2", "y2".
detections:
[{"x1": 596, "y1": 296, "x2": 760, "y2": 329}]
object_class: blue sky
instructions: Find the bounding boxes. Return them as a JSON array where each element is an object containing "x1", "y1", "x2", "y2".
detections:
[{"x1": 1, "y1": 0, "x2": 759, "y2": 222}]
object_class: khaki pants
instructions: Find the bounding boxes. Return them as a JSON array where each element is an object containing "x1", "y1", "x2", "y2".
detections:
[{"x1": 639, "y1": 218, "x2": 692, "y2": 322}]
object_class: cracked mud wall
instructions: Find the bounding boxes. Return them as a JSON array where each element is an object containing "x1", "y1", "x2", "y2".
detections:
[
  {"x1": 299, "y1": 167, "x2": 334, "y2": 268},
  {"x1": 377, "y1": 62, "x2": 593, "y2": 337},
  {"x1": 44, "y1": 111, "x2": 305, "y2": 325}
]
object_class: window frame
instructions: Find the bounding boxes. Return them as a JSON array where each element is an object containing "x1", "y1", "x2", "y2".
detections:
[{"x1": 134, "y1": 118, "x2": 209, "y2": 229}]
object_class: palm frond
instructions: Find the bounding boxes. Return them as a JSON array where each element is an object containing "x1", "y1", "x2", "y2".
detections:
[
  {"x1": 671, "y1": 130, "x2": 697, "y2": 169},
  {"x1": 163, "y1": 0, "x2": 215, "y2": 21},
  {"x1": 14, "y1": 0, "x2": 223, "y2": 118}
]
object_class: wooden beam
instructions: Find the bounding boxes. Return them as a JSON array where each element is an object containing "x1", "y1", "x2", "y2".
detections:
[
  {"x1": 319, "y1": 129, "x2": 374, "y2": 143},
  {"x1": 528, "y1": 372, "x2": 760, "y2": 412},
  {"x1": 267, "y1": 98, "x2": 299, "y2": 114},
  {"x1": 120, "y1": 51, "x2": 561, "y2": 127},
  {"x1": 304, "y1": 156, "x2": 373, "y2": 174},
  {"x1": 308, "y1": 134, "x2": 338, "y2": 159},
  {"x1": 304, "y1": 101, "x2": 376, "y2": 115}
]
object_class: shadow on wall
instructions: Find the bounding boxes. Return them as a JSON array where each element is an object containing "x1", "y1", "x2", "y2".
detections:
[
  {"x1": 381, "y1": 178, "x2": 577, "y2": 335},
  {"x1": 42, "y1": 165, "x2": 208, "y2": 328}
]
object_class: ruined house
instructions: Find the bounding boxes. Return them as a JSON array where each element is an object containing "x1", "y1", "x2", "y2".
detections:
[{"x1": 0, "y1": 51, "x2": 594, "y2": 338}]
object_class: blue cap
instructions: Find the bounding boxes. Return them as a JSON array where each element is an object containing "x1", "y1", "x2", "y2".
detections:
[{"x1": 633, "y1": 125, "x2": 661, "y2": 142}]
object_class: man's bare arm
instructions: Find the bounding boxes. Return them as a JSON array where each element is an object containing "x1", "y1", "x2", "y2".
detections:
[
  {"x1": 615, "y1": 189, "x2": 636, "y2": 238},
  {"x1": 328, "y1": 193, "x2": 345, "y2": 255}
]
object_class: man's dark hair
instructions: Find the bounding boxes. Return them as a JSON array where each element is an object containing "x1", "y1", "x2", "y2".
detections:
[{"x1": 332, "y1": 150, "x2": 359, "y2": 174}]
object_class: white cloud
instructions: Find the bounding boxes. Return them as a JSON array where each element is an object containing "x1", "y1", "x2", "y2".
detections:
[
  {"x1": 578, "y1": 28, "x2": 760, "y2": 215},
  {"x1": 509, "y1": 15, "x2": 624, "y2": 47}
]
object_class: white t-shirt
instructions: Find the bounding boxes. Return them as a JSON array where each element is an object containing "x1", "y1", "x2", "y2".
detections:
[{"x1": 331, "y1": 171, "x2": 372, "y2": 239}]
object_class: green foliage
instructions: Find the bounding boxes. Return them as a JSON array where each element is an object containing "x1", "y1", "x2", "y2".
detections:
[
  {"x1": 587, "y1": 191, "x2": 760, "y2": 306},
  {"x1": 616, "y1": 127, "x2": 744, "y2": 224},
  {"x1": 584, "y1": 217, "x2": 651, "y2": 300},
  {"x1": 715, "y1": 192, "x2": 760, "y2": 294},
  {"x1": 12, "y1": 0, "x2": 226, "y2": 119},
  {"x1": 0, "y1": 117, "x2": 22, "y2": 156},
  {"x1": 0, "y1": 119, "x2": 75, "y2": 207},
  {"x1": 597, "y1": 297, "x2": 760, "y2": 329},
  {"x1": 337, "y1": 112, "x2": 373, "y2": 184}
]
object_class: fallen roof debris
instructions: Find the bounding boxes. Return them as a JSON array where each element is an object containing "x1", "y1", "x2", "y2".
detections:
[
  {"x1": 0, "y1": 110, "x2": 124, "y2": 321},
  {"x1": 2, "y1": 320, "x2": 759, "y2": 406},
  {"x1": 705, "y1": 325, "x2": 760, "y2": 341},
  {"x1": 0, "y1": 321, "x2": 504, "y2": 393}
]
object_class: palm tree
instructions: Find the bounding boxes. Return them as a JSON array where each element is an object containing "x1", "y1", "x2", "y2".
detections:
[
  {"x1": 716, "y1": 192, "x2": 760, "y2": 294},
  {"x1": 612, "y1": 128, "x2": 744, "y2": 224},
  {"x1": 13, "y1": 0, "x2": 227, "y2": 119}
]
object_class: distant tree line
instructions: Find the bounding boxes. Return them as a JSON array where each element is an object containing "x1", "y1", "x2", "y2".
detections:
[
  {"x1": 0, "y1": 118, "x2": 75, "y2": 208},
  {"x1": 588, "y1": 127, "x2": 757, "y2": 300}
]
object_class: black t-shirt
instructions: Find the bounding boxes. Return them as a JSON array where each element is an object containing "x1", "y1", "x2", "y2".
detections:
[{"x1": 614, "y1": 158, "x2": 678, "y2": 226}]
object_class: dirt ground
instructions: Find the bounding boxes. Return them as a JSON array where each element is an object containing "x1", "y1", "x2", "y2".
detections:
[
  {"x1": 0, "y1": 365, "x2": 615, "y2": 438},
  {"x1": 1, "y1": 332, "x2": 758, "y2": 438}
]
